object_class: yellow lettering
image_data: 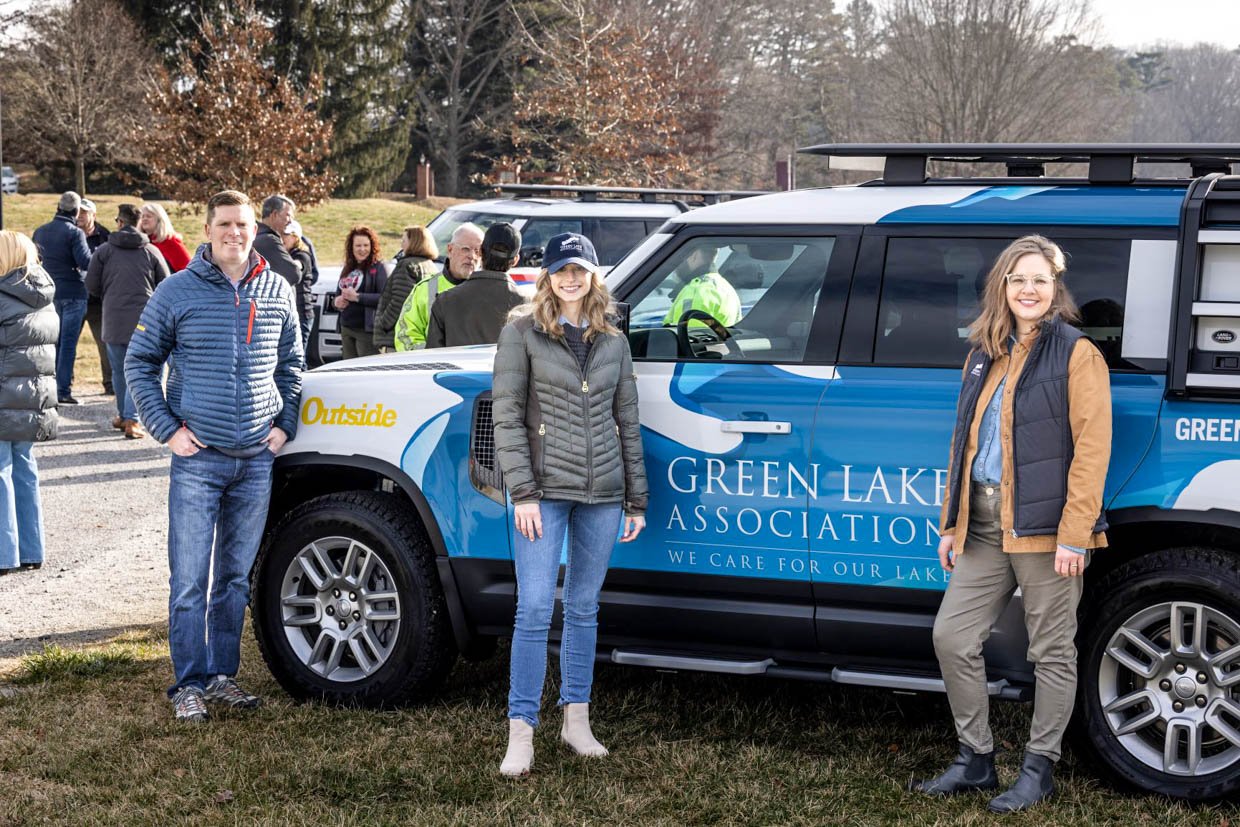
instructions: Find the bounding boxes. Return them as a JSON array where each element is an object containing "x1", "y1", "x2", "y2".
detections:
[{"x1": 299, "y1": 396, "x2": 398, "y2": 428}]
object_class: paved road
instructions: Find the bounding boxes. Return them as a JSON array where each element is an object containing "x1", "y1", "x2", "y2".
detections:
[{"x1": 0, "y1": 390, "x2": 171, "y2": 659}]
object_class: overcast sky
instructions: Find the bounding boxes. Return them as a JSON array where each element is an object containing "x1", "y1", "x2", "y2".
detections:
[{"x1": 1090, "y1": 0, "x2": 1240, "y2": 49}]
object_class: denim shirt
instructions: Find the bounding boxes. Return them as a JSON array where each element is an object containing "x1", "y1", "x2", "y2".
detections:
[{"x1": 969, "y1": 337, "x2": 1086, "y2": 554}]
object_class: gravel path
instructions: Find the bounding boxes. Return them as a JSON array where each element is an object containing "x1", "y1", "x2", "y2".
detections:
[{"x1": 0, "y1": 389, "x2": 172, "y2": 659}]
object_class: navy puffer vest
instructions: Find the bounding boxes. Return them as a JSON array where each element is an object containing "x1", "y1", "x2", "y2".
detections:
[{"x1": 945, "y1": 317, "x2": 1108, "y2": 539}]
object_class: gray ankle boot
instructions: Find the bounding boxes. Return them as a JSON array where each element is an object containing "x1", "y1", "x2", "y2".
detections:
[
  {"x1": 988, "y1": 751, "x2": 1054, "y2": 812},
  {"x1": 908, "y1": 743, "x2": 998, "y2": 796}
]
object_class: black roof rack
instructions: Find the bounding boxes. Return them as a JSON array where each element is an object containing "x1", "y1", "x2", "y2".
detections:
[
  {"x1": 494, "y1": 183, "x2": 769, "y2": 206},
  {"x1": 798, "y1": 143, "x2": 1240, "y2": 185}
]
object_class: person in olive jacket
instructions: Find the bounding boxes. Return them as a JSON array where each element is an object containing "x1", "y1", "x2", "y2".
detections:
[
  {"x1": 0, "y1": 231, "x2": 59, "y2": 574},
  {"x1": 491, "y1": 232, "x2": 648, "y2": 777},
  {"x1": 374, "y1": 225, "x2": 437, "y2": 352}
]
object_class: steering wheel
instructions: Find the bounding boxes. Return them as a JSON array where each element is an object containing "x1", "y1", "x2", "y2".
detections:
[{"x1": 675, "y1": 309, "x2": 741, "y2": 358}]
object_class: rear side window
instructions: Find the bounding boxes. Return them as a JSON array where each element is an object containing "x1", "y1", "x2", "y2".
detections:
[
  {"x1": 873, "y1": 236, "x2": 1135, "y2": 369},
  {"x1": 591, "y1": 219, "x2": 650, "y2": 265}
]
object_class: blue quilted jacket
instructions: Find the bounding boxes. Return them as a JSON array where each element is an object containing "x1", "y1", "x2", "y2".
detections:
[{"x1": 125, "y1": 246, "x2": 303, "y2": 448}]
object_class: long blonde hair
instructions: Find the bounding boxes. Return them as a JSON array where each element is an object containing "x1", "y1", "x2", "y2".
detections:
[
  {"x1": 517, "y1": 268, "x2": 620, "y2": 341},
  {"x1": 968, "y1": 235, "x2": 1079, "y2": 358},
  {"x1": 139, "y1": 203, "x2": 175, "y2": 243},
  {"x1": 0, "y1": 230, "x2": 40, "y2": 276}
]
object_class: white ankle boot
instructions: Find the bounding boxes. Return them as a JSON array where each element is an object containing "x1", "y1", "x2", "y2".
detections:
[
  {"x1": 499, "y1": 718, "x2": 534, "y2": 776},
  {"x1": 560, "y1": 703, "x2": 608, "y2": 757}
]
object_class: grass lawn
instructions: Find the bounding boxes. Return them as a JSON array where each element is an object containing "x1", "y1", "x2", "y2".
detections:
[
  {"x1": 1, "y1": 193, "x2": 447, "y2": 265},
  {"x1": 1, "y1": 629, "x2": 1236, "y2": 825}
]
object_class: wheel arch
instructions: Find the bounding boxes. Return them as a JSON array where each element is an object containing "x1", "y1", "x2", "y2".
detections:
[
  {"x1": 268, "y1": 452, "x2": 477, "y2": 653},
  {"x1": 1088, "y1": 507, "x2": 1240, "y2": 585}
]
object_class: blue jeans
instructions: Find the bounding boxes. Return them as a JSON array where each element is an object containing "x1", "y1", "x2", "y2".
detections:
[
  {"x1": 508, "y1": 499, "x2": 622, "y2": 727},
  {"x1": 105, "y1": 343, "x2": 137, "y2": 421},
  {"x1": 166, "y1": 447, "x2": 274, "y2": 695},
  {"x1": 0, "y1": 441, "x2": 44, "y2": 570},
  {"x1": 54, "y1": 297, "x2": 88, "y2": 398}
]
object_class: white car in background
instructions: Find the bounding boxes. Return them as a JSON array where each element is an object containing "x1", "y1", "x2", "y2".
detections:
[
  {"x1": 1, "y1": 167, "x2": 17, "y2": 195},
  {"x1": 305, "y1": 185, "x2": 764, "y2": 365}
]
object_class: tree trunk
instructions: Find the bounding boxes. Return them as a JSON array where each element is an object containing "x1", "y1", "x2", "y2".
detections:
[
  {"x1": 75, "y1": 156, "x2": 86, "y2": 197},
  {"x1": 441, "y1": 129, "x2": 460, "y2": 197}
]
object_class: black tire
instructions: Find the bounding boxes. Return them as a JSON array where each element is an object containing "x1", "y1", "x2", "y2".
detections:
[
  {"x1": 1078, "y1": 546, "x2": 1240, "y2": 800},
  {"x1": 252, "y1": 490, "x2": 456, "y2": 706}
]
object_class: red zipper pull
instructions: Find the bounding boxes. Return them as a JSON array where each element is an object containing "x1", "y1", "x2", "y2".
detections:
[{"x1": 247, "y1": 299, "x2": 256, "y2": 344}]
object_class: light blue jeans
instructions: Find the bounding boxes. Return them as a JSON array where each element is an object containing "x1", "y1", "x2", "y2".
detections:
[
  {"x1": 0, "y1": 441, "x2": 44, "y2": 570},
  {"x1": 166, "y1": 447, "x2": 274, "y2": 695},
  {"x1": 508, "y1": 499, "x2": 622, "y2": 727}
]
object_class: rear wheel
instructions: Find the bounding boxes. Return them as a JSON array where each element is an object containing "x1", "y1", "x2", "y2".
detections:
[
  {"x1": 1079, "y1": 546, "x2": 1240, "y2": 799},
  {"x1": 252, "y1": 490, "x2": 456, "y2": 706}
]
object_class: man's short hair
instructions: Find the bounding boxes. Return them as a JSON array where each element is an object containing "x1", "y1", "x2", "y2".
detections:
[
  {"x1": 207, "y1": 190, "x2": 253, "y2": 225},
  {"x1": 449, "y1": 222, "x2": 483, "y2": 246},
  {"x1": 116, "y1": 203, "x2": 141, "y2": 227},
  {"x1": 261, "y1": 194, "x2": 294, "y2": 220},
  {"x1": 58, "y1": 191, "x2": 82, "y2": 214}
]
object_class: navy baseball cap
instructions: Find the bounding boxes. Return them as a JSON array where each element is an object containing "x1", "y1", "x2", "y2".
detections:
[{"x1": 543, "y1": 232, "x2": 599, "y2": 274}]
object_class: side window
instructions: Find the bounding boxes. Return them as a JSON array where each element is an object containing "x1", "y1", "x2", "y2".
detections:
[
  {"x1": 873, "y1": 237, "x2": 1134, "y2": 369},
  {"x1": 625, "y1": 236, "x2": 836, "y2": 363},
  {"x1": 589, "y1": 219, "x2": 650, "y2": 266},
  {"x1": 519, "y1": 219, "x2": 583, "y2": 255}
]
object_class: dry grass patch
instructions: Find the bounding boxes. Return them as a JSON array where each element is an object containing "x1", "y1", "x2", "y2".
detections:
[{"x1": 0, "y1": 628, "x2": 1238, "y2": 825}]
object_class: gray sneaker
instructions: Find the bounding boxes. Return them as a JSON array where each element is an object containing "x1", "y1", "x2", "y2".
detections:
[
  {"x1": 204, "y1": 675, "x2": 263, "y2": 709},
  {"x1": 171, "y1": 686, "x2": 209, "y2": 723}
]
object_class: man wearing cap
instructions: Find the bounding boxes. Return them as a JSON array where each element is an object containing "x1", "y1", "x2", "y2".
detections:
[
  {"x1": 32, "y1": 191, "x2": 92, "y2": 404},
  {"x1": 77, "y1": 198, "x2": 115, "y2": 396},
  {"x1": 394, "y1": 223, "x2": 483, "y2": 351},
  {"x1": 426, "y1": 223, "x2": 526, "y2": 348}
]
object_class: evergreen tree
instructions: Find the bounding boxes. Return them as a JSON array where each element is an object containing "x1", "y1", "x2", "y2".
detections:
[{"x1": 262, "y1": 0, "x2": 413, "y2": 197}]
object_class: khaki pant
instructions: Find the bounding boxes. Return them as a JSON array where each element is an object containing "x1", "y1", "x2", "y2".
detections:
[
  {"x1": 932, "y1": 483, "x2": 1086, "y2": 761},
  {"x1": 340, "y1": 325, "x2": 380, "y2": 360}
]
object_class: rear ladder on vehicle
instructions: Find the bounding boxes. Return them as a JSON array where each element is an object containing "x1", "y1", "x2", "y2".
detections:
[{"x1": 1170, "y1": 174, "x2": 1240, "y2": 396}]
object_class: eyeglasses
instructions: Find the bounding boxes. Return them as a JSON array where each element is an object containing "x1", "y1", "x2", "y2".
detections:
[{"x1": 1005, "y1": 273, "x2": 1055, "y2": 290}]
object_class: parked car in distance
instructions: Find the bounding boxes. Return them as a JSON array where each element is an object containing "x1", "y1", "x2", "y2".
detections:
[
  {"x1": 0, "y1": 166, "x2": 17, "y2": 195},
  {"x1": 304, "y1": 185, "x2": 765, "y2": 365}
]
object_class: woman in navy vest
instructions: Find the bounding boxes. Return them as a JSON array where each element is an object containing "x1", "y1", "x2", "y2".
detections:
[{"x1": 911, "y1": 235, "x2": 1112, "y2": 812}]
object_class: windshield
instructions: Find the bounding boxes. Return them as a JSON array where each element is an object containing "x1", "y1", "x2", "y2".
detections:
[
  {"x1": 426, "y1": 209, "x2": 519, "y2": 260},
  {"x1": 1, "y1": 167, "x2": 12, "y2": 177}
]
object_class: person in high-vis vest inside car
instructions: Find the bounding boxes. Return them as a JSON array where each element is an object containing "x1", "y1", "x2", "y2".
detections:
[
  {"x1": 662, "y1": 243, "x2": 742, "y2": 328},
  {"x1": 393, "y1": 223, "x2": 483, "y2": 351}
]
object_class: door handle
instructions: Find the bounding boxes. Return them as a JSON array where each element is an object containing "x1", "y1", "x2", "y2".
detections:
[{"x1": 720, "y1": 421, "x2": 792, "y2": 434}]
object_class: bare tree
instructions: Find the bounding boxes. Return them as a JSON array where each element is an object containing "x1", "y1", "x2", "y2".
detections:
[
  {"x1": 872, "y1": 0, "x2": 1125, "y2": 143},
  {"x1": 1132, "y1": 44, "x2": 1240, "y2": 143},
  {"x1": 0, "y1": 0, "x2": 155, "y2": 194},
  {"x1": 407, "y1": 0, "x2": 527, "y2": 197}
]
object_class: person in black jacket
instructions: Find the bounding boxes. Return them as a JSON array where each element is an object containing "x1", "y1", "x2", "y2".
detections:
[
  {"x1": 252, "y1": 194, "x2": 302, "y2": 297},
  {"x1": 281, "y1": 219, "x2": 316, "y2": 355},
  {"x1": 85, "y1": 204, "x2": 171, "y2": 439},
  {"x1": 426, "y1": 222, "x2": 525, "y2": 348},
  {"x1": 31, "y1": 191, "x2": 91, "y2": 404},
  {"x1": 77, "y1": 198, "x2": 114, "y2": 396},
  {"x1": 332, "y1": 226, "x2": 387, "y2": 359},
  {"x1": 0, "y1": 231, "x2": 59, "y2": 575}
]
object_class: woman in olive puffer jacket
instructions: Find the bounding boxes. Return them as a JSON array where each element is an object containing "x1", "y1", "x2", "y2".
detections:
[
  {"x1": 0, "y1": 231, "x2": 59, "y2": 574},
  {"x1": 491, "y1": 232, "x2": 648, "y2": 777}
]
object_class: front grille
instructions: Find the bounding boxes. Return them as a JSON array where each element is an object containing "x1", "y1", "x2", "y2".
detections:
[{"x1": 470, "y1": 395, "x2": 504, "y2": 504}]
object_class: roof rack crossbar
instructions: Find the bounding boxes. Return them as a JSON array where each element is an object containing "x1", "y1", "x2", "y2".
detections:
[
  {"x1": 494, "y1": 183, "x2": 769, "y2": 202},
  {"x1": 800, "y1": 143, "x2": 1240, "y2": 185}
]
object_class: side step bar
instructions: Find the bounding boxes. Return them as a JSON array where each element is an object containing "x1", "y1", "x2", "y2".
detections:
[{"x1": 608, "y1": 650, "x2": 1030, "y2": 700}]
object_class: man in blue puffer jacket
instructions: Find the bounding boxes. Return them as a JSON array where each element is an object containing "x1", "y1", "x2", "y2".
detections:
[{"x1": 125, "y1": 190, "x2": 303, "y2": 723}]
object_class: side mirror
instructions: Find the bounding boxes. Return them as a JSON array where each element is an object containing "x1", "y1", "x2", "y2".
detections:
[
  {"x1": 518, "y1": 245, "x2": 544, "y2": 268},
  {"x1": 615, "y1": 301, "x2": 631, "y2": 337}
]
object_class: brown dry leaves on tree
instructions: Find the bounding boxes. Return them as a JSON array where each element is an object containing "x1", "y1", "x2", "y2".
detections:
[
  {"x1": 139, "y1": 10, "x2": 337, "y2": 206},
  {"x1": 502, "y1": 0, "x2": 719, "y2": 187}
]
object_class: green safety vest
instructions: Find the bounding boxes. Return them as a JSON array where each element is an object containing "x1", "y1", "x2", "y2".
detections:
[{"x1": 663, "y1": 272, "x2": 742, "y2": 327}]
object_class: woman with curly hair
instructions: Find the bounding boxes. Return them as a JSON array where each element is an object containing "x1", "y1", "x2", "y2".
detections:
[{"x1": 332, "y1": 225, "x2": 388, "y2": 359}]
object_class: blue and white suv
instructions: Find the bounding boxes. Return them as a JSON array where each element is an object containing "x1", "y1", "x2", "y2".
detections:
[{"x1": 255, "y1": 145, "x2": 1240, "y2": 801}]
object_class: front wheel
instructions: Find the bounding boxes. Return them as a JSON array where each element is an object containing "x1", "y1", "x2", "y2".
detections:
[
  {"x1": 1078, "y1": 546, "x2": 1240, "y2": 799},
  {"x1": 252, "y1": 490, "x2": 456, "y2": 706}
]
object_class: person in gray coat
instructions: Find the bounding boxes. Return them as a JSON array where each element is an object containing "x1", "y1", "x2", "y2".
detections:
[
  {"x1": 0, "y1": 231, "x2": 59, "y2": 574},
  {"x1": 85, "y1": 204, "x2": 171, "y2": 439},
  {"x1": 491, "y1": 232, "x2": 648, "y2": 776}
]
